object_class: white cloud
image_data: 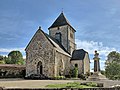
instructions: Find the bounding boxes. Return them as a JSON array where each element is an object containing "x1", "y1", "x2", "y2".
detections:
[
  {"x1": 75, "y1": 39, "x2": 116, "y2": 56},
  {"x1": 0, "y1": 47, "x2": 26, "y2": 59},
  {"x1": 90, "y1": 59, "x2": 105, "y2": 63},
  {"x1": 23, "y1": 55, "x2": 26, "y2": 59},
  {"x1": 0, "y1": 47, "x2": 25, "y2": 53},
  {"x1": 75, "y1": 39, "x2": 114, "y2": 71},
  {"x1": 0, "y1": 47, "x2": 26, "y2": 60}
]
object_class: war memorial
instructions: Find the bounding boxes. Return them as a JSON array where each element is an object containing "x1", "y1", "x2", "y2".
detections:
[{"x1": 88, "y1": 51, "x2": 107, "y2": 81}]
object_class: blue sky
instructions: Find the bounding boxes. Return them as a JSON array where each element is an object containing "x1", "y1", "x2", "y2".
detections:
[{"x1": 0, "y1": 0, "x2": 120, "y2": 71}]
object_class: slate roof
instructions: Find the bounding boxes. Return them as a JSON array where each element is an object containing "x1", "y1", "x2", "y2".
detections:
[
  {"x1": 44, "y1": 33, "x2": 71, "y2": 56},
  {"x1": 71, "y1": 49, "x2": 88, "y2": 60},
  {"x1": 48, "y1": 12, "x2": 76, "y2": 31}
]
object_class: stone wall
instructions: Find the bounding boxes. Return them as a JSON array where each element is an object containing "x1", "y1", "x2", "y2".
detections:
[
  {"x1": 70, "y1": 60, "x2": 83, "y2": 74},
  {"x1": 55, "y1": 51, "x2": 71, "y2": 76},
  {"x1": 26, "y1": 30, "x2": 55, "y2": 77},
  {"x1": 49, "y1": 25, "x2": 76, "y2": 54},
  {"x1": 49, "y1": 25, "x2": 69, "y2": 52},
  {"x1": 0, "y1": 64, "x2": 25, "y2": 78},
  {"x1": 67, "y1": 25, "x2": 76, "y2": 54},
  {"x1": 83, "y1": 53, "x2": 90, "y2": 74}
]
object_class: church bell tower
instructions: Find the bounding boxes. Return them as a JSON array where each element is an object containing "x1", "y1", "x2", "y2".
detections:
[{"x1": 48, "y1": 12, "x2": 76, "y2": 54}]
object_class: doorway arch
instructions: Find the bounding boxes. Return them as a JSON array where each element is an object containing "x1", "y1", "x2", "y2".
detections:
[{"x1": 37, "y1": 61, "x2": 43, "y2": 74}]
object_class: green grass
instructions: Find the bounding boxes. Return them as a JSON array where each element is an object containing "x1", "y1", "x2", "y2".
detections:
[{"x1": 45, "y1": 82, "x2": 96, "y2": 88}]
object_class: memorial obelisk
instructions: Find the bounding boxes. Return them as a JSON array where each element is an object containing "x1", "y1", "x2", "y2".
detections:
[{"x1": 88, "y1": 51, "x2": 107, "y2": 81}]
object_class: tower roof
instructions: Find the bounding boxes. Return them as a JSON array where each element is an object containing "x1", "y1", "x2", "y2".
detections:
[{"x1": 48, "y1": 12, "x2": 76, "y2": 31}]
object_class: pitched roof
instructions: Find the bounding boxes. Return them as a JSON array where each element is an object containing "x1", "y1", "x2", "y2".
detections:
[
  {"x1": 71, "y1": 49, "x2": 88, "y2": 60},
  {"x1": 25, "y1": 27, "x2": 70, "y2": 57},
  {"x1": 45, "y1": 33, "x2": 71, "y2": 57},
  {"x1": 48, "y1": 12, "x2": 76, "y2": 31}
]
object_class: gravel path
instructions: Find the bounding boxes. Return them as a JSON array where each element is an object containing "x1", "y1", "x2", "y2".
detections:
[{"x1": 0, "y1": 79, "x2": 120, "y2": 88}]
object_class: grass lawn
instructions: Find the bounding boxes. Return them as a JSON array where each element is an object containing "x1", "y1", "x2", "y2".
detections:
[{"x1": 46, "y1": 82, "x2": 97, "y2": 88}]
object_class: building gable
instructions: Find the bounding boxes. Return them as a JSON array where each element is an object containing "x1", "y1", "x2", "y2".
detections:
[{"x1": 25, "y1": 28, "x2": 54, "y2": 52}]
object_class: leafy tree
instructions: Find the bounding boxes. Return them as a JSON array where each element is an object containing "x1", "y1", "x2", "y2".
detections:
[
  {"x1": 105, "y1": 62, "x2": 120, "y2": 80},
  {"x1": 4, "y1": 56, "x2": 10, "y2": 64},
  {"x1": 0, "y1": 60, "x2": 5, "y2": 64},
  {"x1": 100, "y1": 70, "x2": 105, "y2": 75},
  {"x1": 69, "y1": 65, "x2": 78, "y2": 78},
  {"x1": 105, "y1": 51, "x2": 120, "y2": 80},
  {"x1": 6, "y1": 51, "x2": 24, "y2": 65},
  {"x1": 0, "y1": 55, "x2": 5, "y2": 64},
  {"x1": 106, "y1": 51, "x2": 120, "y2": 64}
]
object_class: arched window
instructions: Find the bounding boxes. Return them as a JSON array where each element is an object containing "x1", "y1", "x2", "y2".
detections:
[
  {"x1": 55, "y1": 32, "x2": 62, "y2": 43},
  {"x1": 37, "y1": 61, "x2": 42, "y2": 74}
]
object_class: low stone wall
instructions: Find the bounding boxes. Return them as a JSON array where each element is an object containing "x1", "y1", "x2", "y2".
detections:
[
  {"x1": 0, "y1": 64, "x2": 25, "y2": 78},
  {"x1": 1, "y1": 88, "x2": 120, "y2": 90}
]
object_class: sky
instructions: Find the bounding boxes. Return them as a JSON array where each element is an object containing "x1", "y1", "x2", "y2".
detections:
[{"x1": 0, "y1": 0, "x2": 120, "y2": 71}]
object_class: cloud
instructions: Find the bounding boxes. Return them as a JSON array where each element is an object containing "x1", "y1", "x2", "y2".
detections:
[
  {"x1": 75, "y1": 39, "x2": 114, "y2": 71},
  {"x1": 90, "y1": 59, "x2": 105, "y2": 63},
  {"x1": 0, "y1": 48, "x2": 26, "y2": 59},
  {"x1": 75, "y1": 39, "x2": 116, "y2": 56},
  {"x1": 0, "y1": 48, "x2": 25, "y2": 53}
]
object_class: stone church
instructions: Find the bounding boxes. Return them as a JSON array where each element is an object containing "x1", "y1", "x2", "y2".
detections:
[{"x1": 25, "y1": 12, "x2": 90, "y2": 78}]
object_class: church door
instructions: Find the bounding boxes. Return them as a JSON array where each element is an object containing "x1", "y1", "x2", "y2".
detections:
[{"x1": 37, "y1": 61, "x2": 42, "y2": 74}]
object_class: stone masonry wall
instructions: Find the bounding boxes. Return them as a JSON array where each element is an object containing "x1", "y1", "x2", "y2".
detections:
[
  {"x1": 26, "y1": 30, "x2": 55, "y2": 77},
  {"x1": 70, "y1": 60, "x2": 84, "y2": 74},
  {"x1": 68, "y1": 26, "x2": 76, "y2": 54},
  {"x1": 83, "y1": 53, "x2": 90, "y2": 74},
  {"x1": 49, "y1": 25, "x2": 76, "y2": 54},
  {"x1": 55, "y1": 51, "x2": 71, "y2": 76},
  {"x1": 49, "y1": 25, "x2": 69, "y2": 52}
]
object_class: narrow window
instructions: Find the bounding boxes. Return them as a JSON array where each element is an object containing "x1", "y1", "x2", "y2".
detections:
[{"x1": 55, "y1": 32, "x2": 62, "y2": 43}]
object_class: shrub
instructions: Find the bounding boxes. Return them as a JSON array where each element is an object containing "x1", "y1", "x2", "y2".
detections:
[
  {"x1": 54, "y1": 76, "x2": 65, "y2": 80},
  {"x1": 97, "y1": 83, "x2": 104, "y2": 87},
  {"x1": 114, "y1": 75, "x2": 120, "y2": 80},
  {"x1": 85, "y1": 72, "x2": 91, "y2": 77},
  {"x1": 73, "y1": 67, "x2": 78, "y2": 78},
  {"x1": 78, "y1": 74, "x2": 86, "y2": 80},
  {"x1": 0, "y1": 60, "x2": 5, "y2": 64},
  {"x1": 86, "y1": 82, "x2": 97, "y2": 87},
  {"x1": 66, "y1": 82, "x2": 80, "y2": 88},
  {"x1": 81, "y1": 82, "x2": 103, "y2": 87},
  {"x1": 68, "y1": 69, "x2": 73, "y2": 78}
]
